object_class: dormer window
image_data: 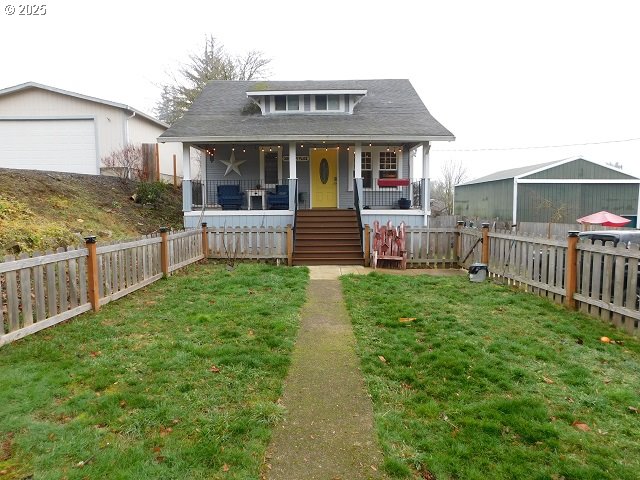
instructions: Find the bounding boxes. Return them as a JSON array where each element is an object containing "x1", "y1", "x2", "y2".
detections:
[
  {"x1": 247, "y1": 89, "x2": 367, "y2": 115},
  {"x1": 314, "y1": 94, "x2": 340, "y2": 111},
  {"x1": 274, "y1": 95, "x2": 299, "y2": 111}
]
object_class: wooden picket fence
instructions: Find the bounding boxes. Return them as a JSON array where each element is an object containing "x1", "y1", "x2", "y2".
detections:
[
  {"x1": 0, "y1": 229, "x2": 203, "y2": 347},
  {"x1": 205, "y1": 226, "x2": 288, "y2": 261},
  {"x1": 404, "y1": 227, "x2": 458, "y2": 267},
  {"x1": 459, "y1": 224, "x2": 639, "y2": 337}
]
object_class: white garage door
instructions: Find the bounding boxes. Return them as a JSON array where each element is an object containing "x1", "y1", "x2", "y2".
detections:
[{"x1": 0, "y1": 119, "x2": 97, "y2": 174}]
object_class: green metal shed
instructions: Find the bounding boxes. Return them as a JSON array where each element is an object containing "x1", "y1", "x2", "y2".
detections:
[{"x1": 454, "y1": 158, "x2": 640, "y2": 226}]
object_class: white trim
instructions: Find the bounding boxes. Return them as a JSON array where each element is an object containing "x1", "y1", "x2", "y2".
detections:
[
  {"x1": 184, "y1": 210, "x2": 294, "y2": 217},
  {"x1": 512, "y1": 179, "x2": 518, "y2": 225},
  {"x1": 348, "y1": 146, "x2": 404, "y2": 192},
  {"x1": 310, "y1": 93, "x2": 343, "y2": 112},
  {"x1": 361, "y1": 209, "x2": 424, "y2": 215},
  {"x1": 516, "y1": 179, "x2": 640, "y2": 184},
  {"x1": 159, "y1": 135, "x2": 456, "y2": 143},
  {"x1": 259, "y1": 145, "x2": 283, "y2": 187},
  {"x1": 269, "y1": 94, "x2": 303, "y2": 113},
  {"x1": 247, "y1": 89, "x2": 367, "y2": 96}
]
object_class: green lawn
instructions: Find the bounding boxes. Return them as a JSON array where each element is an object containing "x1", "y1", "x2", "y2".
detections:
[
  {"x1": 0, "y1": 263, "x2": 308, "y2": 479},
  {"x1": 341, "y1": 273, "x2": 640, "y2": 480}
]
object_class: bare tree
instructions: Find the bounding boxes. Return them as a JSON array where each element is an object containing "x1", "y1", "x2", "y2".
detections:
[
  {"x1": 102, "y1": 144, "x2": 145, "y2": 181},
  {"x1": 432, "y1": 160, "x2": 468, "y2": 215},
  {"x1": 155, "y1": 35, "x2": 271, "y2": 125},
  {"x1": 606, "y1": 161, "x2": 623, "y2": 170}
]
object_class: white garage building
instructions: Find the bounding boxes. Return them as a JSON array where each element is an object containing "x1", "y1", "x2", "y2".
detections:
[{"x1": 0, "y1": 82, "x2": 185, "y2": 178}]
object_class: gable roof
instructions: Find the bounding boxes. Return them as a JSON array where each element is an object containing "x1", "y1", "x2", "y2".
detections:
[
  {"x1": 0, "y1": 81, "x2": 168, "y2": 128},
  {"x1": 159, "y1": 79, "x2": 455, "y2": 143},
  {"x1": 458, "y1": 157, "x2": 639, "y2": 186}
]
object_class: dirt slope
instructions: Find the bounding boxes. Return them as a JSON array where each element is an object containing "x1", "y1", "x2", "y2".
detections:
[{"x1": 0, "y1": 168, "x2": 184, "y2": 255}]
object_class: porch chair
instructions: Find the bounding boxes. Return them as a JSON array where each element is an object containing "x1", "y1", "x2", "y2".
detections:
[
  {"x1": 267, "y1": 184, "x2": 289, "y2": 210},
  {"x1": 371, "y1": 220, "x2": 407, "y2": 269},
  {"x1": 217, "y1": 184, "x2": 244, "y2": 210}
]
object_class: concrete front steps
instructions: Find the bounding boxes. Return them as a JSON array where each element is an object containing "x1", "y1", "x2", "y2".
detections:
[{"x1": 292, "y1": 209, "x2": 365, "y2": 266}]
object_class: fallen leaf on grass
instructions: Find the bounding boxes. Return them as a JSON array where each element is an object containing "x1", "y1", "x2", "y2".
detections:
[
  {"x1": 542, "y1": 376, "x2": 554, "y2": 384},
  {"x1": 89, "y1": 351, "x2": 102, "y2": 358},
  {"x1": 222, "y1": 463, "x2": 230, "y2": 472},
  {"x1": 159, "y1": 426, "x2": 173, "y2": 437},
  {"x1": 572, "y1": 420, "x2": 590, "y2": 432},
  {"x1": 210, "y1": 365, "x2": 221, "y2": 373},
  {"x1": 628, "y1": 406, "x2": 639, "y2": 414},
  {"x1": 600, "y1": 336, "x2": 611, "y2": 343},
  {"x1": 398, "y1": 317, "x2": 416, "y2": 323},
  {"x1": 248, "y1": 329, "x2": 255, "y2": 337},
  {"x1": 378, "y1": 355, "x2": 387, "y2": 363}
]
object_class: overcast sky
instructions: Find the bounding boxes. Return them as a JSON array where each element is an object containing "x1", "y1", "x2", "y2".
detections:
[{"x1": 2, "y1": 0, "x2": 639, "y2": 180}]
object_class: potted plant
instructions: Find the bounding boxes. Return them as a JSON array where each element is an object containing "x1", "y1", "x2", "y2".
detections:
[{"x1": 398, "y1": 198, "x2": 411, "y2": 209}]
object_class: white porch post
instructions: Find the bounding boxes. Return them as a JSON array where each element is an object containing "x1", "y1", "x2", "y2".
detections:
[
  {"x1": 422, "y1": 142, "x2": 431, "y2": 226},
  {"x1": 200, "y1": 147, "x2": 207, "y2": 207},
  {"x1": 354, "y1": 141, "x2": 363, "y2": 210},
  {"x1": 288, "y1": 141, "x2": 297, "y2": 211},
  {"x1": 182, "y1": 143, "x2": 192, "y2": 212}
]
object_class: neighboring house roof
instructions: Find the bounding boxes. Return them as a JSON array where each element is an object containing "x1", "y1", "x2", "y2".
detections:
[
  {"x1": 0, "y1": 81, "x2": 168, "y2": 129},
  {"x1": 458, "y1": 157, "x2": 639, "y2": 186},
  {"x1": 160, "y1": 79, "x2": 455, "y2": 143}
]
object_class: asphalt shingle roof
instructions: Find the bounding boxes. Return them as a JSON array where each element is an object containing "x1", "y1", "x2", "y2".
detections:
[{"x1": 160, "y1": 79, "x2": 454, "y2": 141}]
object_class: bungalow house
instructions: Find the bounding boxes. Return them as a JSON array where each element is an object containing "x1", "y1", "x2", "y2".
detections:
[{"x1": 159, "y1": 79, "x2": 454, "y2": 264}]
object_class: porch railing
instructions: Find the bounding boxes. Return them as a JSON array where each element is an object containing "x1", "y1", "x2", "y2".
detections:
[
  {"x1": 191, "y1": 179, "x2": 307, "y2": 210},
  {"x1": 361, "y1": 178, "x2": 424, "y2": 209},
  {"x1": 353, "y1": 178, "x2": 364, "y2": 253}
]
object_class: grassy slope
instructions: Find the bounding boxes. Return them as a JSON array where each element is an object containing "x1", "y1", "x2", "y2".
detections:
[
  {"x1": 0, "y1": 168, "x2": 183, "y2": 255},
  {"x1": 342, "y1": 273, "x2": 640, "y2": 480},
  {"x1": 0, "y1": 263, "x2": 308, "y2": 479}
]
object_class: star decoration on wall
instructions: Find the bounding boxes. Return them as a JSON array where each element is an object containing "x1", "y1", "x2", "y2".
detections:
[{"x1": 219, "y1": 151, "x2": 246, "y2": 176}]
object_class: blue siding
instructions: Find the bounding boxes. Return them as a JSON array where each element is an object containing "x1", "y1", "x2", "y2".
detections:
[
  {"x1": 185, "y1": 213, "x2": 293, "y2": 229},
  {"x1": 361, "y1": 213, "x2": 425, "y2": 228}
]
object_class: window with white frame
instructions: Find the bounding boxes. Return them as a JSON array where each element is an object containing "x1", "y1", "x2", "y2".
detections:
[
  {"x1": 273, "y1": 95, "x2": 300, "y2": 111},
  {"x1": 362, "y1": 151, "x2": 372, "y2": 188},
  {"x1": 314, "y1": 94, "x2": 340, "y2": 111},
  {"x1": 379, "y1": 151, "x2": 398, "y2": 179}
]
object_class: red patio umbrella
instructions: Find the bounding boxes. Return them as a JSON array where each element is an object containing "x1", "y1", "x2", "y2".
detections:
[{"x1": 577, "y1": 211, "x2": 632, "y2": 227}]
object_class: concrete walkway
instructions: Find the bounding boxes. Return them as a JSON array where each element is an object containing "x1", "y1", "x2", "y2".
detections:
[{"x1": 264, "y1": 268, "x2": 385, "y2": 479}]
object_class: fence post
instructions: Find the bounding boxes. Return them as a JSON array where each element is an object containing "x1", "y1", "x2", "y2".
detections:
[
  {"x1": 481, "y1": 222, "x2": 490, "y2": 264},
  {"x1": 364, "y1": 224, "x2": 371, "y2": 267},
  {"x1": 455, "y1": 220, "x2": 464, "y2": 263},
  {"x1": 160, "y1": 227, "x2": 170, "y2": 277},
  {"x1": 286, "y1": 224, "x2": 293, "y2": 266},
  {"x1": 201, "y1": 222, "x2": 209, "y2": 259},
  {"x1": 85, "y1": 236, "x2": 100, "y2": 312},
  {"x1": 565, "y1": 230, "x2": 579, "y2": 309}
]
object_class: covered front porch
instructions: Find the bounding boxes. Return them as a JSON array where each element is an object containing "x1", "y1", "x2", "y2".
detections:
[{"x1": 181, "y1": 140, "x2": 432, "y2": 228}]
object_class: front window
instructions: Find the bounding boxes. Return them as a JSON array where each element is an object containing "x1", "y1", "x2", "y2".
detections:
[
  {"x1": 379, "y1": 151, "x2": 398, "y2": 179},
  {"x1": 264, "y1": 152, "x2": 279, "y2": 184},
  {"x1": 314, "y1": 94, "x2": 340, "y2": 111},
  {"x1": 362, "y1": 151, "x2": 372, "y2": 188},
  {"x1": 274, "y1": 95, "x2": 300, "y2": 111}
]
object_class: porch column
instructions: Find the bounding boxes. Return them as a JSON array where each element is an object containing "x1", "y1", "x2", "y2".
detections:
[
  {"x1": 354, "y1": 141, "x2": 363, "y2": 210},
  {"x1": 182, "y1": 143, "x2": 192, "y2": 212},
  {"x1": 422, "y1": 142, "x2": 431, "y2": 226},
  {"x1": 200, "y1": 146, "x2": 207, "y2": 207},
  {"x1": 288, "y1": 141, "x2": 297, "y2": 211}
]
